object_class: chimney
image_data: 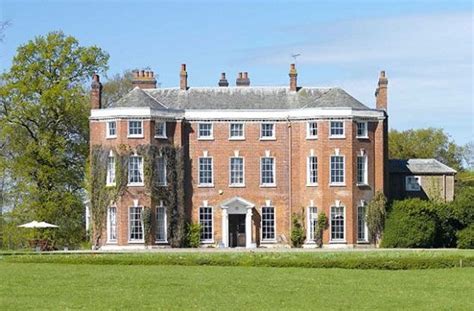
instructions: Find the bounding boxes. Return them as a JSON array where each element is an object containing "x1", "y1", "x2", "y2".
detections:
[
  {"x1": 90, "y1": 73, "x2": 102, "y2": 109},
  {"x1": 237, "y1": 72, "x2": 250, "y2": 87},
  {"x1": 218, "y1": 72, "x2": 229, "y2": 87},
  {"x1": 289, "y1": 63, "x2": 297, "y2": 91},
  {"x1": 180, "y1": 64, "x2": 188, "y2": 90},
  {"x1": 132, "y1": 69, "x2": 157, "y2": 89},
  {"x1": 375, "y1": 70, "x2": 388, "y2": 110}
]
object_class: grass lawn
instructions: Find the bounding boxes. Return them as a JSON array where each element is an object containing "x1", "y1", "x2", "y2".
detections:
[{"x1": 0, "y1": 262, "x2": 472, "y2": 310}]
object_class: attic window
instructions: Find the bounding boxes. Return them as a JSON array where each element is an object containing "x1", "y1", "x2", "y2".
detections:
[{"x1": 406, "y1": 176, "x2": 421, "y2": 191}]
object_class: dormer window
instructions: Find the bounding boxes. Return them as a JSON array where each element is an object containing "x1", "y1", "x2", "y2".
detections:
[
  {"x1": 128, "y1": 120, "x2": 143, "y2": 138},
  {"x1": 155, "y1": 121, "x2": 167, "y2": 139}
]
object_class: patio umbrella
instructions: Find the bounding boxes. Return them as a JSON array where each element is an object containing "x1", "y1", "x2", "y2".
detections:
[{"x1": 18, "y1": 221, "x2": 59, "y2": 228}]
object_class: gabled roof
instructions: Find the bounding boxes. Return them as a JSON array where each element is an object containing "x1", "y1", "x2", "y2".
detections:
[
  {"x1": 107, "y1": 86, "x2": 370, "y2": 110},
  {"x1": 113, "y1": 87, "x2": 168, "y2": 110},
  {"x1": 389, "y1": 159, "x2": 457, "y2": 174}
]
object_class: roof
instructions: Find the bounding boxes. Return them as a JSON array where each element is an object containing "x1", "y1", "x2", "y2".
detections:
[
  {"x1": 107, "y1": 86, "x2": 371, "y2": 110},
  {"x1": 389, "y1": 159, "x2": 457, "y2": 174}
]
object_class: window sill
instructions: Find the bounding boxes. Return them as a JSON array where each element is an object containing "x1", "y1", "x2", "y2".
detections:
[
  {"x1": 329, "y1": 136, "x2": 345, "y2": 139},
  {"x1": 229, "y1": 184, "x2": 246, "y2": 188},
  {"x1": 106, "y1": 183, "x2": 116, "y2": 187},
  {"x1": 260, "y1": 137, "x2": 276, "y2": 141},
  {"x1": 154, "y1": 136, "x2": 168, "y2": 139},
  {"x1": 198, "y1": 184, "x2": 214, "y2": 188},
  {"x1": 329, "y1": 183, "x2": 346, "y2": 187},
  {"x1": 106, "y1": 136, "x2": 117, "y2": 140},
  {"x1": 260, "y1": 184, "x2": 276, "y2": 188},
  {"x1": 306, "y1": 183, "x2": 318, "y2": 187},
  {"x1": 128, "y1": 240, "x2": 145, "y2": 244},
  {"x1": 306, "y1": 136, "x2": 318, "y2": 140},
  {"x1": 356, "y1": 183, "x2": 369, "y2": 187},
  {"x1": 155, "y1": 240, "x2": 168, "y2": 244},
  {"x1": 329, "y1": 240, "x2": 347, "y2": 244},
  {"x1": 157, "y1": 184, "x2": 168, "y2": 187},
  {"x1": 356, "y1": 136, "x2": 369, "y2": 139},
  {"x1": 357, "y1": 241, "x2": 369, "y2": 244},
  {"x1": 200, "y1": 240, "x2": 214, "y2": 244},
  {"x1": 127, "y1": 135, "x2": 144, "y2": 139},
  {"x1": 106, "y1": 241, "x2": 117, "y2": 244},
  {"x1": 198, "y1": 137, "x2": 214, "y2": 141},
  {"x1": 127, "y1": 183, "x2": 145, "y2": 187},
  {"x1": 260, "y1": 240, "x2": 277, "y2": 244}
]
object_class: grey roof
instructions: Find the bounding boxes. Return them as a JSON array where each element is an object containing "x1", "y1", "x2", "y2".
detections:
[
  {"x1": 389, "y1": 159, "x2": 457, "y2": 174},
  {"x1": 108, "y1": 86, "x2": 370, "y2": 110},
  {"x1": 114, "y1": 87, "x2": 168, "y2": 110}
]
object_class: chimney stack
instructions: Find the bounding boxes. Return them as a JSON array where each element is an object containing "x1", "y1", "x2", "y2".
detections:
[
  {"x1": 289, "y1": 63, "x2": 297, "y2": 91},
  {"x1": 237, "y1": 72, "x2": 250, "y2": 87},
  {"x1": 375, "y1": 70, "x2": 388, "y2": 111},
  {"x1": 180, "y1": 64, "x2": 188, "y2": 90},
  {"x1": 218, "y1": 72, "x2": 229, "y2": 87},
  {"x1": 90, "y1": 73, "x2": 102, "y2": 109},
  {"x1": 132, "y1": 69, "x2": 157, "y2": 89}
]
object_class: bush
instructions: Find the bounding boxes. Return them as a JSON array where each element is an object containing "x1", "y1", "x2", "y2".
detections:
[
  {"x1": 382, "y1": 199, "x2": 437, "y2": 248},
  {"x1": 315, "y1": 212, "x2": 328, "y2": 247},
  {"x1": 186, "y1": 223, "x2": 201, "y2": 248},
  {"x1": 457, "y1": 225, "x2": 474, "y2": 249},
  {"x1": 290, "y1": 213, "x2": 305, "y2": 248}
]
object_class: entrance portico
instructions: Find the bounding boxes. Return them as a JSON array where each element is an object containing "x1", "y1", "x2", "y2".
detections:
[{"x1": 220, "y1": 197, "x2": 256, "y2": 248}]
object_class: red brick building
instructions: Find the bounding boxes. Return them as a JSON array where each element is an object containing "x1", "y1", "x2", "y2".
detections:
[{"x1": 89, "y1": 64, "x2": 389, "y2": 249}]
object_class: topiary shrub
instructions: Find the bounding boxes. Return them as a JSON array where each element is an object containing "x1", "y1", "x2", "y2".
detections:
[
  {"x1": 381, "y1": 199, "x2": 437, "y2": 248},
  {"x1": 290, "y1": 213, "x2": 305, "y2": 248},
  {"x1": 456, "y1": 224, "x2": 474, "y2": 249},
  {"x1": 315, "y1": 211, "x2": 328, "y2": 248},
  {"x1": 186, "y1": 223, "x2": 201, "y2": 248}
]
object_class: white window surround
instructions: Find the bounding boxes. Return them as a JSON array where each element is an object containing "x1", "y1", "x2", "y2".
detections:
[
  {"x1": 260, "y1": 156, "x2": 276, "y2": 187},
  {"x1": 106, "y1": 120, "x2": 117, "y2": 139},
  {"x1": 329, "y1": 120, "x2": 345, "y2": 138},
  {"x1": 229, "y1": 157, "x2": 245, "y2": 187},
  {"x1": 261, "y1": 206, "x2": 276, "y2": 242},
  {"x1": 307, "y1": 155, "x2": 318, "y2": 186},
  {"x1": 260, "y1": 123, "x2": 276, "y2": 140},
  {"x1": 356, "y1": 121, "x2": 369, "y2": 138},
  {"x1": 155, "y1": 202, "x2": 168, "y2": 243},
  {"x1": 106, "y1": 155, "x2": 116, "y2": 187},
  {"x1": 127, "y1": 120, "x2": 144, "y2": 138},
  {"x1": 306, "y1": 206, "x2": 318, "y2": 243},
  {"x1": 198, "y1": 122, "x2": 214, "y2": 140},
  {"x1": 198, "y1": 156, "x2": 214, "y2": 187},
  {"x1": 330, "y1": 205, "x2": 346, "y2": 243},
  {"x1": 106, "y1": 206, "x2": 117, "y2": 243},
  {"x1": 356, "y1": 155, "x2": 368, "y2": 186},
  {"x1": 154, "y1": 121, "x2": 167, "y2": 139},
  {"x1": 128, "y1": 155, "x2": 144, "y2": 186},
  {"x1": 229, "y1": 123, "x2": 245, "y2": 140},
  {"x1": 128, "y1": 206, "x2": 144, "y2": 243},
  {"x1": 357, "y1": 204, "x2": 369, "y2": 243},
  {"x1": 306, "y1": 121, "x2": 318, "y2": 139},
  {"x1": 329, "y1": 155, "x2": 345, "y2": 186},
  {"x1": 406, "y1": 176, "x2": 421, "y2": 191},
  {"x1": 199, "y1": 206, "x2": 214, "y2": 243},
  {"x1": 156, "y1": 155, "x2": 167, "y2": 187}
]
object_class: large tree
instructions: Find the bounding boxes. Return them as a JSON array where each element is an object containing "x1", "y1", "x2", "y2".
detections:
[
  {"x1": 101, "y1": 70, "x2": 134, "y2": 107},
  {"x1": 0, "y1": 31, "x2": 108, "y2": 247},
  {"x1": 389, "y1": 128, "x2": 463, "y2": 171}
]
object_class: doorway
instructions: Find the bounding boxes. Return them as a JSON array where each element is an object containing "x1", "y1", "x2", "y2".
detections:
[{"x1": 228, "y1": 214, "x2": 246, "y2": 247}]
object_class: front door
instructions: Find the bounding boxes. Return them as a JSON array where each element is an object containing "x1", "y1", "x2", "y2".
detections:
[{"x1": 228, "y1": 214, "x2": 246, "y2": 247}]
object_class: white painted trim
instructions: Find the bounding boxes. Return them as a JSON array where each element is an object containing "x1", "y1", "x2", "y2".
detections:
[
  {"x1": 306, "y1": 121, "x2": 318, "y2": 139},
  {"x1": 105, "y1": 120, "x2": 117, "y2": 139},
  {"x1": 306, "y1": 155, "x2": 318, "y2": 186},
  {"x1": 199, "y1": 206, "x2": 214, "y2": 244},
  {"x1": 155, "y1": 203, "x2": 168, "y2": 243},
  {"x1": 329, "y1": 120, "x2": 345, "y2": 139},
  {"x1": 127, "y1": 119, "x2": 144, "y2": 138},
  {"x1": 329, "y1": 154, "x2": 345, "y2": 186},
  {"x1": 356, "y1": 121, "x2": 369, "y2": 139},
  {"x1": 128, "y1": 206, "x2": 145, "y2": 243},
  {"x1": 228, "y1": 122, "x2": 245, "y2": 140},
  {"x1": 154, "y1": 121, "x2": 167, "y2": 139},
  {"x1": 198, "y1": 156, "x2": 214, "y2": 187},
  {"x1": 329, "y1": 205, "x2": 346, "y2": 243},
  {"x1": 127, "y1": 155, "x2": 144, "y2": 186},
  {"x1": 198, "y1": 122, "x2": 214, "y2": 140},
  {"x1": 356, "y1": 155, "x2": 369, "y2": 186},
  {"x1": 106, "y1": 206, "x2": 118, "y2": 243},
  {"x1": 229, "y1": 156, "x2": 245, "y2": 187},
  {"x1": 260, "y1": 122, "x2": 276, "y2": 140},
  {"x1": 260, "y1": 156, "x2": 276, "y2": 187},
  {"x1": 260, "y1": 205, "x2": 277, "y2": 242}
]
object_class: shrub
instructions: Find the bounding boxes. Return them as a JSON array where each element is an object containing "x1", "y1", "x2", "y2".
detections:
[
  {"x1": 457, "y1": 225, "x2": 474, "y2": 249},
  {"x1": 315, "y1": 212, "x2": 328, "y2": 247},
  {"x1": 366, "y1": 191, "x2": 387, "y2": 245},
  {"x1": 186, "y1": 223, "x2": 201, "y2": 248},
  {"x1": 381, "y1": 199, "x2": 437, "y2": 248},
  {"x1": 290, "y1": 213, "x2": 305, "y2": 248},
  {"x1": 431, "y1": 203, "x2": 461, "y2": 248}
]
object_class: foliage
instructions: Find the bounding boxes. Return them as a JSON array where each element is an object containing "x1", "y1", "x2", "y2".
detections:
[
  {"x1": 101, "y1": 70, "x2": 134, "y2": 107},
  {"x1": 142, "y1": 207, "x2": 153, "y2": 246},
  {"x1": 315, "y1": 211, "x2": 328, "y2": 247},
  {"x1": 366, "y1": 191, "x2": 387, "y2": 245},
  {"x1": 456, "y1": 225, "x2": 474, "y2": 249},
  {"x1": 290, "y1": 213, "x2": 305, "y2": 248},
  {"x1": 452, "y1": 186, "x2": 474, "y2": 227},
  {"x1": 389, "y1": 128, "x2": 463, "y2": 171},
  {"x1": 381, "y1": 199, "x2": 437, "y2": 248},
  {"x1": 0, "y1": 31, "x2": 108, "y2": 248},
  {"x1": 186, "y1": 223, "x2": 201, "y2": 248},
  {"x1": 4, "y1": 250, "x2": 474, "y2": 270}
]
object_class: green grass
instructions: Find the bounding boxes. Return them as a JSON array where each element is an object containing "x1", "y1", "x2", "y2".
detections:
[
  {"x1": 0, "y1": 262, "x2": 472, "y2": 310},
  {"x1": 2, "y1": 250, "x2": 473, "y2": 269}
]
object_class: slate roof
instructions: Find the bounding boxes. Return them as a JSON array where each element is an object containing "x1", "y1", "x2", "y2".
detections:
[
  {"x1": 389, "y1": 159, "x2": 457, "y2": 174},
  {"x1": 107, "y1": 87, "x2": 370, "y2": 110}
]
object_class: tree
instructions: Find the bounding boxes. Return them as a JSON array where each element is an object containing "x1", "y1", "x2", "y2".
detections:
[
  {"x1": 389, "y1": 128, "x2": 463, "y2": 171},
  {"x1": 290, "y1": 212, "x2": 305, "y2": 247},
  {"x1": 366, "y1": 191, "x2": 387, "y2": 246},
  {"x1": 101, "y1": 70, "x2": 134, "y2": 107},
  {"x1": 315, "y1": 211, "x2": 328, "y2": 248},
  {"x1": 0, "y1": 31, "x2": 108, "y2": 247}
]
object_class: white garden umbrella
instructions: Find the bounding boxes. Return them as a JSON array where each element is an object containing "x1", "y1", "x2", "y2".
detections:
[{"x1": 18, "y1": 221, "x2": 59, "y2": 228}]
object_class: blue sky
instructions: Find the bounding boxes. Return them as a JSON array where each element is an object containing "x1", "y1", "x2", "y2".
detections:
[{"x1": 1, "y1": 0, "x2": 472, "y2": 144}]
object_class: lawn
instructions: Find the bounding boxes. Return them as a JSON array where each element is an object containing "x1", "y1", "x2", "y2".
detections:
[{"x1": 0, "y1": 262, "x2": 473, "y2": 310}]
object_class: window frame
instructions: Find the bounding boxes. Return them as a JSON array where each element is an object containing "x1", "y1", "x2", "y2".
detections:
[
  {"x1": 155, "y1": 204, "x2": 168, "y2": 243},
  {"x1": 198, "y1": 156, "x2": 214, "y2": 187},
  {"x1": 106, "y1": 120, "x2": 117, "y2": 139},
  {"x1": 229, "y1": 123, "x2": 245, "y2": 140},
  {"x1": 199, "y1": 206, "x2": 214, "y2": 243},
  {"x1": 260, "y1": 123, "x2": 276, "y2": 140},
  {"x1": 198, "y1": 122, "x2": 214, "y2": 140},
  {"x1": 260, "y1": 156, "x2": 276, "y2": 187},
  {"x1": 307, "y1": 155, "x2": 318, "y2": 186},
  {"x1": 154, "y1": 121, "x2": 167, "y2": 139},
  {"x1": 128, "y1": 206, "x2": 144, "y2": 243},
  {"x1": 229, "y1": 156, "x2": 245, "y2": 187},
  {"x1": 356, "y1": 121, "x2": 369, "y2": 139},
  {"x1": 156, "y1": 155, "x2": 167, "y2": 187},
  {"x1": 306, "y1": 121, "x2": 318, "y2": 139},
  {"x1": 329, "y1": 120, "x2": 345, "y2": 138},
  {"x1": 261, "y1": 206, "x2": 276, "y2": 242},
  {"x1": 107, "y1": 206, "x2": 118, "y2": 243},
  {"x1": 127, "y1": 120, "x2": 144, "y2": 138},
  {"x1": 306, "y1": 206, "x2": 318, "y2": 242},
  {"x1": 405, "y1": 176, "x2": 421, "y2": 191},
  {"x1": 357, "y1": 204, "x2": 369, "y2": 243},
  {"x1": 330, "y1": 205, "x2": 346, "y2": 243},
  {"x1": 106, "y1": 155, "x2": 116, "y2": 187},
  {"x1": 356, "y1": 155, "x2": 368, "y2": 186},
  {"x1": 330, "y1": 155, "x2": 345, "y2": 186},
  {"x1": 128, "y1": 155, "x2": 144, "y2": 186}
]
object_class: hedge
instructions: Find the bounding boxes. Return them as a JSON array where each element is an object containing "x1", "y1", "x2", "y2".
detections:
[{"x1": 457, "y1": 225, "x2": 474, "y2": 249}]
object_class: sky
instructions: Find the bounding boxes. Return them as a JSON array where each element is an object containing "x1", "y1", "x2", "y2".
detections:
[{"x1": 0, "y1": 0, "x2": 472, "y2": 144}]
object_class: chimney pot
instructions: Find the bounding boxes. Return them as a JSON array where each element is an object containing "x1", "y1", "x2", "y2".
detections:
[
  {"x1": 218, "y1": 72, "x2": 229, "y2": 87},
  {"x1": 132, "y1": 68, "x2": 157, "y2": 89}
]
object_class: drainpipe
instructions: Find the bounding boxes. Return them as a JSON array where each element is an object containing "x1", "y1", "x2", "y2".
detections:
[{"x1": 287, "y1": 117, "x2": 292, "y2": 242}]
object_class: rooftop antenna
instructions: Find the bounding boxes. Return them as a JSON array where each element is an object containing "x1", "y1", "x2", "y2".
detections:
[{"x1": 291, "y1": 53, "x2": 301, "y2": 64}]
